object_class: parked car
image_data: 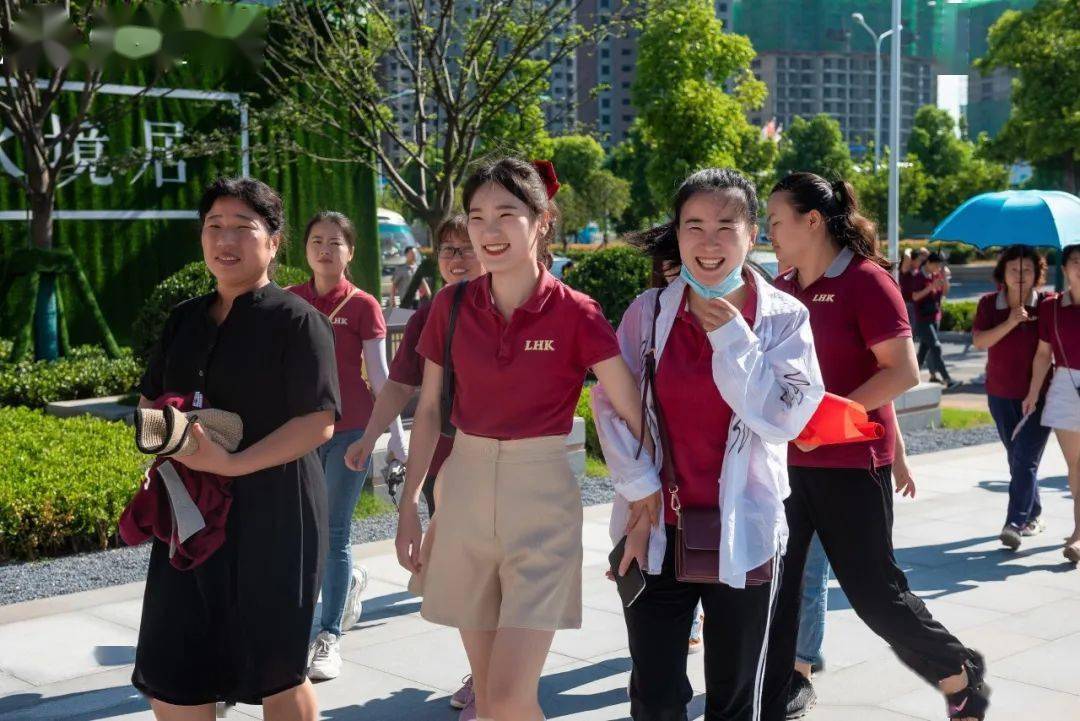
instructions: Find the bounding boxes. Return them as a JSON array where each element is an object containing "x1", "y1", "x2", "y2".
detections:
[
  {"x1": 748, "y1": 249, "x2": 779, "y2": 280},
  {"x1": 379, "y1": 208, "x2": 418, "y2": 276}
]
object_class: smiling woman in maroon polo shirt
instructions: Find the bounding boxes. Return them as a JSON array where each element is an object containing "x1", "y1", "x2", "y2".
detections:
[
  {"x1": 971, "y1": 246, "x2": 1053, "y2": 552},
  {"x1": 394, "y1": 157, "x2": 646, "y2": 721},
  {"x1": 592, "y1": 168, "x2": 825, "y2": 721},
  {"x1": 1023, "y1": 243, "x2": 1080, "y2": 563},
  {"x1": 763, "y1": 172, "x2": 988, "y2": 721}
]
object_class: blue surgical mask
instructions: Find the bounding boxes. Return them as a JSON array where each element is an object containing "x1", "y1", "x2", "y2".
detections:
[{"x1": 680, "y1": 263, "x2": 744, "y2": 300}]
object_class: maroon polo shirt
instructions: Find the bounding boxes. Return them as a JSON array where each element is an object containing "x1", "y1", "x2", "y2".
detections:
[
  {"x1": 774, "y1": 248, "x2": 911, "y2": 469},
  {"x1": 288, "y1": 278, "x2": 385, "y2": 432},
  {"x1": 910, "y1": 269, "x2": 944, "y2": 324},
  {"x1": 972, "y1": 290, "x2": 1048, "y2": 400},
  {"x1": 387, "y1": 301, "x2": 452, "y2": 478},
  {"x1": 417, "y1": 264, "x2": 621, "y2": 440},
  {"x1": 899, "y1": 270, "x2": 916, "y2": 303},
  {"x1": 1038, "y1": 292, "x2": 1080, "y2": 369},
  {"x1": 655, "y1": 284, "x2": 758, "y2": 525},
  {"x1": 389, "y1": 302, "x2": 433, "y2": 386}
]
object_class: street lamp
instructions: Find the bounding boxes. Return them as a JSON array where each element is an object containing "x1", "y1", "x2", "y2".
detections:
[{"x1": 851, "y1": 12, "x2": 899, "y2": 172}]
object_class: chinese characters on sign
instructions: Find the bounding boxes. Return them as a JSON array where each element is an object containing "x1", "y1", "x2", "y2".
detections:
[{"x1": 0, "y1": 115, "x2": 186, "y2": 188}]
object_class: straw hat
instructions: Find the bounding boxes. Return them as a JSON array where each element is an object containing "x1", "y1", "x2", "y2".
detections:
[{"x1": 135, "y1": 406, "x2": 243, "y2": 457}]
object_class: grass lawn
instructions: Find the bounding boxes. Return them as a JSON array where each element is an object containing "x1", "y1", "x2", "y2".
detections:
[
  {"x1": 940, "y1": 407, "x2": 993, "y2": 430},
  {"x1": 353, "y1": 486, "x2": 396, "y2": 519}
]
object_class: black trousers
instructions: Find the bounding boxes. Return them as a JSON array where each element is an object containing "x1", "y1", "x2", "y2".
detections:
[
  {"x1": 761, "y1": 465, "x2": 978, "y2": 721},
  {"x1": 625, "y1": 525, "x2": 777, "y2": 721}
]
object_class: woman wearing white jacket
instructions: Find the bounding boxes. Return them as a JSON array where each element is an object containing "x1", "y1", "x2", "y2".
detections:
[{"x1": 591, "y1": 168, "x2": 824, "y2": 721}]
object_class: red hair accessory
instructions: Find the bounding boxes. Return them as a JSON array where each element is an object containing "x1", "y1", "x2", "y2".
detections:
[{"x1": 531, "y1": 159, "x2": 560, "y2": 199}]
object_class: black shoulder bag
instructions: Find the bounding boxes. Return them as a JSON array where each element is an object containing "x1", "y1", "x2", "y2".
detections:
[{"x1": 440, "y1": 281, "x2": 469, "y2": 438}]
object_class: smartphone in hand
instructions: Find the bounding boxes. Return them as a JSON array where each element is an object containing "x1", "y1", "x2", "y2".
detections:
[{"x1": 608, "y1": 535, "x2": 647, "y2": 608}]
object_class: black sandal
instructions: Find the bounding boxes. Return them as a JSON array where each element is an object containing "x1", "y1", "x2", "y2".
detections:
[{"x1": 945, "y1": 653, "x2": 991, "y2": 720}]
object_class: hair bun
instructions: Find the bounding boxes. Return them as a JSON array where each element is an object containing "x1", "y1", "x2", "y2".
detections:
[{"x1": 531, "y1": 159, "x2": 560, "y2": 200}]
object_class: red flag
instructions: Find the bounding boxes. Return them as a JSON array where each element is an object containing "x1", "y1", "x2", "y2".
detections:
[{"x1": 796, "y1": 393, "x2": 884, "y2": 450}]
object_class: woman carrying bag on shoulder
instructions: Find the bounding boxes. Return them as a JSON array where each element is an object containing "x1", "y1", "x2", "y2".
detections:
[
  {"x1": 1024, "y1": 243, "x2": 1080, "y2": 563},
  {"x1": 591, "y1": 168, "x2": 825, "y2": 721},
  {"x1": 394, "y1": 157, "x2": 646, "y2": 721}
]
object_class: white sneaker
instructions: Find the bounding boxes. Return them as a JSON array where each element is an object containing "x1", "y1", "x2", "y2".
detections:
[
  {"x1": 341, "y1": 565, "x2": 369, "y2": 630},
  {"x1": 1000, "y1": 524, "x2": 1022, "y2": 551},
  {"x1": 308, "y1": 630, "x2": 343, "y2": 680}
]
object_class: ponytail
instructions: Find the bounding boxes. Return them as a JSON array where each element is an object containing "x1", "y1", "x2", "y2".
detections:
[{"x1": 772, "y1": 173, "x2": 889, "y2": 270}]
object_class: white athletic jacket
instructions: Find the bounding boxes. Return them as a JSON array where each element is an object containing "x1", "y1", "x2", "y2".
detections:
[{"x1": 591, "y1": 268, "x2": 825, "y2": 588}]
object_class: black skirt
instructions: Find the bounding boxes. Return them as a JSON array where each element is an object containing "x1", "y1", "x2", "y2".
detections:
[{"x1": 131, "y1": 283, "x2": 338, "y2": 704}]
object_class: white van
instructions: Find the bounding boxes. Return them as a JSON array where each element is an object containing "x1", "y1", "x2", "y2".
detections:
[{"x1": 378, "y1": 208, "x2": 418, "y2": 273}]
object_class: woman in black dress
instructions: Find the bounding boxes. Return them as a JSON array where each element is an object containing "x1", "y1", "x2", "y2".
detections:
[{"x1": 133, "y1": 177, "x2": 339, "y2": 720}]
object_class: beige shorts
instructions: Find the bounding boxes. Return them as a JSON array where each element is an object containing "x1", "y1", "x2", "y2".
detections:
[{"x1": 410, "y1": 431, "x2": 583, "y2": 631}]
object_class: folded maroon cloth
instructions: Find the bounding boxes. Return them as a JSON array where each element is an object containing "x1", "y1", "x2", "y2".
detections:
[{"x1": 118, "y1": 393, "x2": 233, "y2": 570}]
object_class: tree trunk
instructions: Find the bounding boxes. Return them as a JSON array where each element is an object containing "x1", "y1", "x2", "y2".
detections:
[
  {"x1": 28, "y1": 188, "x2": 54, "y2": 250},
  {"x1": 27, "y1": 167, "x2": 59, "y2": 360}
]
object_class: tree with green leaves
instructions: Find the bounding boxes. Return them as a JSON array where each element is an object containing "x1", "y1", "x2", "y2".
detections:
[
  {"x1": 632, "y1": 0, "x2": 771, "y2": 208},
  {"x1": 551, "y1": 135, "x2": 606, "y2": 191},
  {"x1": 557, "y1": 183, "x2": 588, "y2": 245},
  {"x1": 608, "y1": 122, "x2": 662, "y2": 232},
  {"x1": 0, "y1": 1, "x2": 259, "y2": 359},
  {"x1": 775, "y1": 114, "x2": 853, "y2": 180},
  {"x1": 850, "y1": 151, "x2": 930, "y2": 234},
  {"x1": 261, "y1": 1, "x2": 628, "y2": 238},
  {"x1": 907, "y1": 106, "x2": 1009, "y2": 223},
  {"x1": 976, "y1": 0, "x2": 1079, "y2": 192},
  {"x1": 584, "y1": 169, "x2": 630, "y2": 239}
]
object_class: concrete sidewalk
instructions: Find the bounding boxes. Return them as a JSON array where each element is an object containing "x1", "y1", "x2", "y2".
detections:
[{"x1": 1, "y1": 442, "x2": 1078, "y2": 721}]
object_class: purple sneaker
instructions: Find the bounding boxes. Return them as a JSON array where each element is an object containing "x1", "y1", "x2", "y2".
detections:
[{"x1": 450, "y1": 676, "x2": 474, "y2": 710}]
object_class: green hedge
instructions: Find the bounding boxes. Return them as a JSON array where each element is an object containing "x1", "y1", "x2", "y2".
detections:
[
  {"x1": 576, "y1": 384, "x2": 603, "y2": 461},
  {"x1": 0, "y1": 344, "x2": 142, "y2": 408},
  {"x1": 0, "y1": 407, "x2": 147, "y2": 561},
  {"x1": 564, "y1": 245, "x2": 651, "y2": 326},
  {"x1": 945, "y1": 247, "x2": 973, "y2": 265},
  {"x1": 941, "y1": 300, "x2": 978, "y2": 332},
  {"x1": 131, "y1": 261, "x2": 310, "y2": 362}
]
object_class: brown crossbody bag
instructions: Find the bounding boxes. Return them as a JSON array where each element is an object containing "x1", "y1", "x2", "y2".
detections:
[{"x1": 635, "y1": 287, "x2": 773, "y2": 586}]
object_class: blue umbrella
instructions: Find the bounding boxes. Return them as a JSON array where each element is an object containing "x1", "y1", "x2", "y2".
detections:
[{"x1": 931, "y1": 190, "x2": 1080, "y2": 250}]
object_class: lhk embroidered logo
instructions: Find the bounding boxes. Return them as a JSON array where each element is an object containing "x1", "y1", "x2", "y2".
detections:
[
  {"x1": 812, "y1": 294, "x2": 836, "y2": 303},
  {"x1": 332, "y1": 317, "x2": 349, "y2": 326},
  {"x1": 524, "y1": 339, "x2": 555, "y2": 351}
]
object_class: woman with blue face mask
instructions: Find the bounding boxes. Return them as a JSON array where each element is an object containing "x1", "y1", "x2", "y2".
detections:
[{"x1": 591, "y1": 168, "x2": 825, "y2": 721}]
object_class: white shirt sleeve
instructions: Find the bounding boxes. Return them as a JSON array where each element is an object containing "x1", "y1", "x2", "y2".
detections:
[
  {"x1": 590, "y1": 294, "x2": 662, "y2": 502},
  {"x1": 363, "y1": 337, "x2": 408, "y2": 462},
  {"x1": 705, "y1": 306, "x2": 824, "y2": 444}
]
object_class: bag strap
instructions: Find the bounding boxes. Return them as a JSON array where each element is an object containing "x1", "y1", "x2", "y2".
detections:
[
  {"x1": 634, "y1": 287, "x2": 680, "y2": 511},
  {"x1": 440, "y1": 281, "x2": 469, "y2": 438},
  {"x1": 326, "y1": 288, "x2": 360, "y2": 321}
]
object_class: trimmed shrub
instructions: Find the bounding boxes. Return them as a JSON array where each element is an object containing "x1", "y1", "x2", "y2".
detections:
[
  {"x1": 131, "y1": 261, "x2": 310, "y2": 362},
  {"x1": 941, "y1": 300, "x2": 978, "y2": 332},
  {"x1": 0, "y1": 345, "x2": 142, "y2": 408},
  {"x1": 563, "y1": 245, "x2": 651, "y2": 326},
  {"x1": 0, "y1": 408, "x2": 147, "y2": 561},
  {"x1": 946, "y1": 247, "x2": 973, "y2": 265},
  {"x1": 576, "y1": 384, "x2": 603, "y2": 461}
]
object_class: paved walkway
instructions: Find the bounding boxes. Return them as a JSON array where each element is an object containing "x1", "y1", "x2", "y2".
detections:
[{"x1": 1, "y1": 442, "x2": 1078, "y2": 721}]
